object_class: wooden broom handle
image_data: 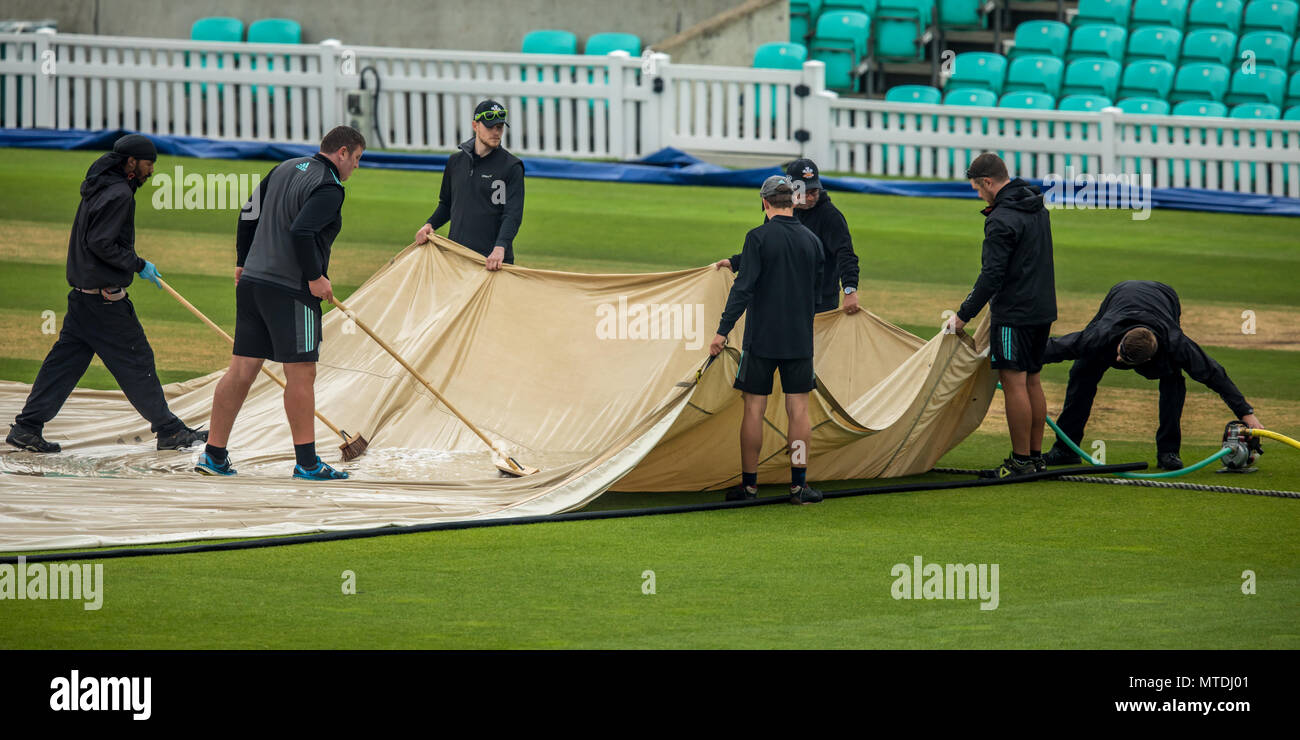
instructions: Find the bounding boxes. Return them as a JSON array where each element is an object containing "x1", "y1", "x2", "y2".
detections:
[
  {"x1": 157, "y1": 277, "x2": 348, "y2": 440},
  {"x1": 327, "y1": 295, "x2": 501, "y2": 454}
]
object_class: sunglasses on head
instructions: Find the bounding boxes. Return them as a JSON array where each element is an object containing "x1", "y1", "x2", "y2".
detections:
[{"x1": 475, "y1": 109, "x2": 508, "y2": 123}]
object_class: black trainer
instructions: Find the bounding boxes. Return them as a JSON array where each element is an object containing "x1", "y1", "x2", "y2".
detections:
[
  {"x1": 1157, "y1": 452, "x2": 1184, "y2": 471},
  {"x1": 6, "y1": 425, "x2": 61, "y2": 453},
  {"x1": 993, "y1": 456, "x2": 1037, "y2": 479},
  {"x1": 1032, "y1": 454, "x2": 1046, "y2": 473},
  {"x1": 157, "y1": 426, "x2": 209, "y2": 451},
  {"x1": 789, "y1": 484, "x2": 823, "y2": 505},
  {"x1": 1042, "y1": 446, "x2": 1081, "y2": 466},
  {"x1": 725, "y1": 484, "x2": 758, "y2": 501}
]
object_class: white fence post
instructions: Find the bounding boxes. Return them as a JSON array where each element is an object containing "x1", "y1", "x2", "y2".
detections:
[
  {"x1": 318, "y1": 39, "x2": 342, "y2": 134},
  {"x1": 607, "y1": 50, "x2": 629, "y2": 159},
  {"x1": 33, "y1": 28, "x2": 55, "y2": 128},
  {"x1": 1099, "y1": 106, "x2": 1120, "y2": 175},
  {"x1": 640, "y1": 51, "x2": 671, "y2": 153},
  {"x1": 799, "y1": 60, "x2": 832, "y2": 167}
]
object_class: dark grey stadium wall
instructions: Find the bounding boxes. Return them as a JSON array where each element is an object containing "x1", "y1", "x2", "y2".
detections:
[{"x1": 2, "y1": 0, "x2": 750, "y2": 51}]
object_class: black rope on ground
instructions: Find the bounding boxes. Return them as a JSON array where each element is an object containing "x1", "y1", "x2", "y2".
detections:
[{"x1": 0, "y1": 462, "x2": 1147, "y2": 563}]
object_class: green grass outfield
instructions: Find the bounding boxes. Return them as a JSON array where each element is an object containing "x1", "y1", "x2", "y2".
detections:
[{"x1": 0, "y1": 149, "x2": 1297, "y2": 648}]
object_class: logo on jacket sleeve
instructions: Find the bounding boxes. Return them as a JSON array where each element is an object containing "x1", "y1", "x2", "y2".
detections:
[{"x1": 296, "y1": 162, "x2": 310, "y2": 172}]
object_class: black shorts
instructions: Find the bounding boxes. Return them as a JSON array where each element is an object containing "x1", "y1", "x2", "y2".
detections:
[
  {"x1": 233, "y1": 280, "x2": 322, "y2": 363},
  {"x1": 990, "y1": 323, "x2": 1050, "y2": 373},
  {"x1": 733, "y1": 352, "x2": 815, "y2": 395}
]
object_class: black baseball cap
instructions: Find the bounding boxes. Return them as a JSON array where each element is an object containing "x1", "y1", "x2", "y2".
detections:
[
  {"x1": 786, "y1": 158, "x2": 822, "y2": 191},
  {"x1": 473, "y1": 99, "x2": 509, "y2": 127}
]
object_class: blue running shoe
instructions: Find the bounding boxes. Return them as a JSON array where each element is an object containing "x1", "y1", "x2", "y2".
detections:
[
  {"x1": 293, "y1": 457, "x2": 349, "y2": 481},
  {"x1": 194, "y1": 452, "x2": 237, "y2": 476}
]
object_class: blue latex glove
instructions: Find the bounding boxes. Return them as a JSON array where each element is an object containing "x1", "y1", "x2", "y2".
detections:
[{"x1": 139, "y1": 261, "x2": 162, "y2": 289}]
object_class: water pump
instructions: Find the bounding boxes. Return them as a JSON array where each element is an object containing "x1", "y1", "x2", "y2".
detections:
[{"x1": 1219, "y1": 420, "x2": 1262, "y2": 473}]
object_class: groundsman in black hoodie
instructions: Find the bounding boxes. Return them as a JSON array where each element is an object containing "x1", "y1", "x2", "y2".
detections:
[
  {"x1": 6, "y1": 134, "x2": 207, "y2": 454},
  {"x1": 945, "y1": 153, "x2": 1057, "y2": 478}
]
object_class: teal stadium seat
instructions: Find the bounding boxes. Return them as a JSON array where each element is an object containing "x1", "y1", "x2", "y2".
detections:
[
  {"x1": 1117, "y1": 95, "x2": 1173, "y2": 113},
  {"x1": 1284, "y1": 104, "x2": 1300, "y2": 117},
  {"x1": 1067, "y1": 24, "x2": 1128, "y2": 63},
  {"x1": 874, "y1": 0, "x2": 935, "y2": 62},
  {"x1": 1072, "y1": 0, "x2": 1131, "y2": 28},
  {"x1": 1009, "y1": 20, "x2": 1070, "y2": 60},
  {"x1": 247, "y1": 18, "x2": 301, "y2": 44},
  {"x1": 1225, "y1": 66, "x2": 1287, "y2": 105},
  {"x1": 1172, "y1": 99, "x2": 1230, "y2": 114},
  {"x1": 1170, "y1": 62, "x2": 1231, "y2": 101},
  {"x1": 189, "y1": 17, "x2": 244, "y2": 96},
  {"x1": 943, "y1": 87, "x2": 998, "y2": 105},
  {"x1": 753, "y1": 41, "x2": 808, "y2": 68},
  {"x1": 1131, "y1": 0, "x2": 1190, "y2": 31},
  {"x1": 1181, "y1": 28, "x2": 1238, "y2": 64},
  {"x1": 1229, "y1": 102, "x2": 1280, "y2": 187},
  {"x1": 521, "y1": 30, "x2": 578, "y2": 104},
  {"x1": 753, "y1": 41, "x2": 807, "y2": 119},
  {"x1": 822, "y1": 0, "x2": 878, "y2": 12},
  {"x1": 1237, "y1": 31, "x2": 1293, "y2": 70},
  {"x1": 1241, "y1": 0, "x2": 1299, "y2": 35},
  {"x1": 247, "y1": 19, "x2": 302, "y2": 96},
  {"x1": 191, "y1": 16, "x2": 243, "y2": 42},
  {"x1": 586, "y1": 32, "x2": 642, "y2": 56},
  {"x1": 943, "y1": 88, "x2": 994, "y2": 171},
  {"x1": 1063, "y1": 58, "x2": 1123, "y2": 99},
  {"x1": 885, "y1": 84, "x2": 943, "y2": 103},
  {"x1": 523, "y1": 29, "x2": 578, "y2": 54},
  {"x1": 1119, "y1": 60, "x2": 1177, "y2": 100},
  {"x1": 1004, "y1": 54, "x2": 1066, "y2": 96},
  {"x1": 1292, "y1": 36, "x2": 1300, "y2": 73},
  {"x1": 1127, "y1": 26, "x2": 1183, "y2": 63},
  {"x1": 939, "y1": 0, "x2": 993, "y2": 29},
  {"x1": 1186, "y1": 0, "x2": 1243, "y2": 33},
  {"x1": 945, "y1": 51, "x2": 1007, "y2": 94},
  {"x1": 1058, "y1": 93, "x2": 1114, "y2": 109},
  {"x1": 1000, "y1": 91, "x2": 1056, "y2": 108},
  {"x1": 810, "y1": 11, "x2": 871, "y2": 91},
  {"x1": 791, "y1": 0, "x2": 825, "y2": 43},
  {"x1": 1230, "y1": 101, "x2": 1283, "y2": 116},
  {"x1": 1287, "y1": 71, "x2": 1300, "y2": 107}
]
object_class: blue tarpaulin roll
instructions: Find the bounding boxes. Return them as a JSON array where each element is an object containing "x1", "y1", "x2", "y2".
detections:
[{"x1": 3, "y1": 127, "x2": 1296, "y2": 216}]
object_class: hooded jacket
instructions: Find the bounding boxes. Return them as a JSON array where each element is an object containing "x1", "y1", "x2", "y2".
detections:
[
  {"x1": 65, "y1": 152, "x2": 147, "y2": 290},
  {"x1": 1043, "y1": 280, "x2": 1253, "y2": 417},
  {"x1": 427, "y1": 137, "x2": 525, "y2": 261},
  {"x1": 729, "y1": 192, "x2": 860, "y2": 313},
  {"x1": 957, "y1": 178, "x2": 1057, "y2": 326}
]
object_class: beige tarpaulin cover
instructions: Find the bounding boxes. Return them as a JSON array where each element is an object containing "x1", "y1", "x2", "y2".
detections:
[{"x1": 0, "y1": 240, "x2": 995, "y2": 552}]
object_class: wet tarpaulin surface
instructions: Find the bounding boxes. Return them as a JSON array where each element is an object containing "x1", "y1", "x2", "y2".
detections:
[{"x1": 0, "y1": 240, "x2": 995, "y2": 552}]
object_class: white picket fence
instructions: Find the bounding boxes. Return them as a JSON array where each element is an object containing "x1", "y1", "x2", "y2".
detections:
[
  {"x1": 830, "y1": 98, "x2": 1300, "y2": 196},
  {"x1": 2, "y1": 30, "x2": 1298, "y2": 197},
  {"x1": 0, "y1": 30, "x2": 828, "y2": 162}
]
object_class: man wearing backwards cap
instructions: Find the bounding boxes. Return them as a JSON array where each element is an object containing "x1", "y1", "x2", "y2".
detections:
[
  {"x1": 6, "y1": 134, "x2": 208, "y2": 453},
  {"x1": 415, "y1": 99, "x2": 525, "y2": 271},
  {"x1": 710, "y1": 175, "x2": 825, "y2": 505},
  {"x1": 716, "y1": 158, "x2": 861, "y2": 315}
]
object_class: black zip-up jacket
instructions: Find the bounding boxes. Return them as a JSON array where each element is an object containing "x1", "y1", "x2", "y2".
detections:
[
  {"x1": 1043, "y1": 280, "x2": 1254, "y2": 417},
  {"x1": 729, "y1": 192, "x2": 860, "y2": 312},
  {"x1": 957, "y1": 178, "x2": 1057, "y2": 326},
  {"x1": 427, "y1": 138, "x2": 525, "y2": 261},
  {"x1": 716, "y1": 215, "x2": 824, "y2": 359},
  {"x1": 65, "y1": 152, "x2": 147, "y2": 290}
]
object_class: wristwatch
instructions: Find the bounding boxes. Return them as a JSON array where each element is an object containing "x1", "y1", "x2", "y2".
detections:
[{"x1": 843, "y1": 287, "x2": 857, "y2": 295}]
